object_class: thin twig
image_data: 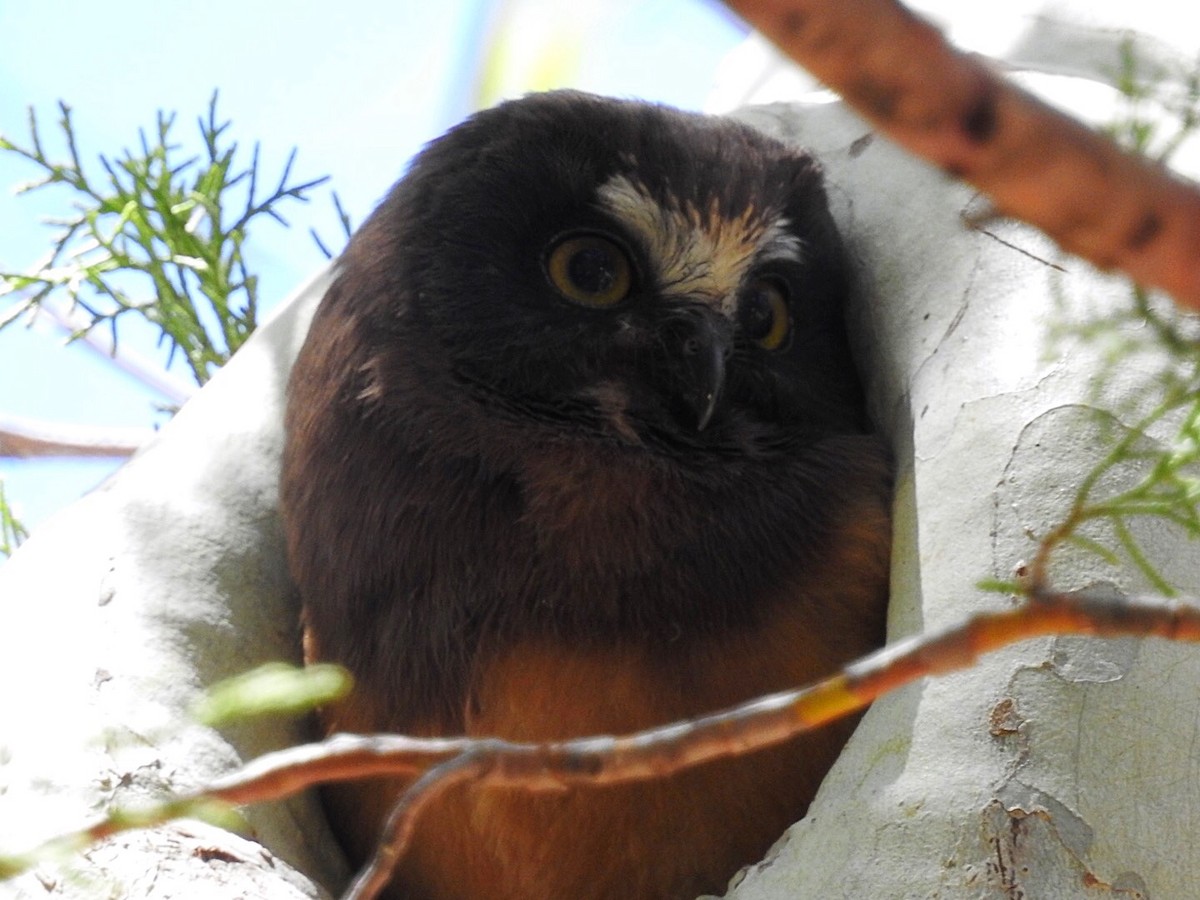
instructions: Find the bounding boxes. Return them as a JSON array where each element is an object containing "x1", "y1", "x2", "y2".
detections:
[
  {"x1": 0, "y1": 91, "x2": 328, "y2": 386},
  {"x1": 5, "y1": 587, "x2": 1199, "y2": 894},
  {"x1": 346, "y1": 752, "x2": 488, "y2": 899},
  {"x1": 0, "y1": 414, "x2": 150, "y2": 458},
  {"x1": 16, "y1": 298, "x2": 196, "y2": 406}
]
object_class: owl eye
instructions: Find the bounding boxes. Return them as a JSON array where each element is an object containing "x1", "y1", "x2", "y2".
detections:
[
  {"x1": 545, "y1": 234, "x2": 633, "y2": 308},
  {"x1": 738, "y1": 278, "x2": 791, "y2": 351}
]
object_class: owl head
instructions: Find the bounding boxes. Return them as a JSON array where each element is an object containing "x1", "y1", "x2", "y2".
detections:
[{"x1": 327, "y1": 90, "x2": 866, "y2": 459}]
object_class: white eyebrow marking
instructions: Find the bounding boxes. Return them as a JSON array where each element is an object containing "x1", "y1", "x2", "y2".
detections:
[{"x1": 596, "y1": 174, "x2": 803, "y2": 316}]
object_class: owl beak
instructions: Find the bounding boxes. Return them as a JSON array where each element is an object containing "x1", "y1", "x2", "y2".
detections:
[{"x1": 673, "y1": 310, "x2": 729, "y2": 432}]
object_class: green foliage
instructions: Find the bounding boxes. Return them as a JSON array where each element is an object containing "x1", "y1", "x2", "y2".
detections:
[
  {"x1": 978, "y1": 578, "x2": 1026, "y2": 596},
  {"x1": 1042, "y1": 368, "x2": 1200, "y2": 594},
  {"x1": 0, "y1": 795, "x2": 244, "y2": 882},
  {"x1": 193, "y1": 661, "x2": 351, "y2": 728},
  {"x1": 1105, "y1": 34, "x2": 1200, "y2": 161},
  {"x1": 1035, "y1": 39, "x2": 1200, "y2": 594},
  {"x1": 0, "y1": 478, "x2": 28, "y2": 558},
  {"x1": 0, "y1": 92, "x2": 329, "y2": 385},
  {"x1": 0, "y1": 663, "x2": 344, "y2": 882}
]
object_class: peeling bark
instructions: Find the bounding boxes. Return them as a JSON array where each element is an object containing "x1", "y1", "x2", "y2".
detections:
[
  {"x1": 720, "y1": 52, "x2": 1200, "y2": 900},
  {"x1": 3, "y1": 11, "x2": 1200, "y2": 899}
]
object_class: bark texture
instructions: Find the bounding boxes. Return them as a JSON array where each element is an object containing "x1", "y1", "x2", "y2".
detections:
[{"x1": 3, "y1": 6, "x2": 1199, "y2": 896}]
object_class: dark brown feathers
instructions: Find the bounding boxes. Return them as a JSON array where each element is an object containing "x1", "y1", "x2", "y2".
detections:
[{"x1": 281, "y1": 90, "x2": 891, "y2": 900}]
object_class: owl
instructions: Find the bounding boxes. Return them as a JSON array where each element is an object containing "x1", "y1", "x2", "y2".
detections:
[{"x1": 281, "y1": 90, "x2": 891, "y2": 900}]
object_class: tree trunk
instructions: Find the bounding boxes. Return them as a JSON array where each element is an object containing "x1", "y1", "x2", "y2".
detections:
[
  {"x1": 715, "y1": 9, "x2": 1200, "y2": 896},
  {"x1": 3, "y1": 7, "x2": 1198, "y2": 898},
  {"x1": 0, "y1": 272, "x2": 345, "y2": 899}
]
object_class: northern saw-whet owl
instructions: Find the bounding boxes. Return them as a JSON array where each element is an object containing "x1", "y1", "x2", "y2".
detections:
[{"x1": 281, "y1": 90, "x2": 891, "y2": 900}]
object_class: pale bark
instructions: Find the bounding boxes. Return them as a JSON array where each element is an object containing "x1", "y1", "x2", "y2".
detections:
[
  {"x1": 3, "y1": 7, "x2": 1200, "y2": 898},
  {"x1": 0, "y1": 272, "x2": 345, "y2": 899},
  {"x1": 716, "y1": 61, "x2": 1200, "y2": 900}
]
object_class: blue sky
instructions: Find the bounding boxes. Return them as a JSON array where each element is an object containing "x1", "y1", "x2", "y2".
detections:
[{"x1": 0, "y1": 1, "x2": 747, "y2": 534}]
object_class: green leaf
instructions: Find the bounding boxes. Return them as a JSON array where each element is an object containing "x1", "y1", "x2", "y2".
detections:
[
  {"x1": 0, "y1": 90, "x2": 334, "y2": 386},
  {"x1": 192, "y1": 662, "x2": 352, "y2": 728},
  {"x1": 976, "y1": 578, "x2": 1024, "y2": 596}
]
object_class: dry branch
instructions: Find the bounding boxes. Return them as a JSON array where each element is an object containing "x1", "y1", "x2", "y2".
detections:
[
  {"x1": 722, "y1": 0, "x2": 1200, "y2": 311},
  {"x1": 6, "y1": 587, "x2": 1199, "y2": 898},
  {"x1": 1, "y1": 298, "x2": 198, "y2": 407},
  {"x1": 0, "y1": 414, "x2": 149, "y2": 458}
]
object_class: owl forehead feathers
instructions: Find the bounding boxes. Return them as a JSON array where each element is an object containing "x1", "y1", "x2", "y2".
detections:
[{"x1": 596, "y1": 171, "x2": 804, "y2": 317}]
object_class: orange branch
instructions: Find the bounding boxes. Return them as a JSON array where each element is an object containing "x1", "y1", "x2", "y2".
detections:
[
  {"x1": 14, "y1": 592, "x2": 1180, "y2": 897},
  {"x1": 342, "y1": 587, "x2": 1200, "y2": 898},
  {"x1": 6, "y1": 588, "x2": 1199, "y2": 896},
  {"x1": 0, "y1": 414, "x2": 148, "y2": 458},
  {"x1": 722, "y1": 0, "x2": 1200, "y2": 311}
]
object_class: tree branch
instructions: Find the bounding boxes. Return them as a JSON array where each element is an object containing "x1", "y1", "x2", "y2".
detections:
[
  {"x1": 5, "y1": 586, "x2": 1199, "y2": 897},
  {"x1": 722, "y1": 0, "x2": 1200, "y2": 311},
  {"x1": 0, "y1": 413, "x2": 149, "y2": 458}
]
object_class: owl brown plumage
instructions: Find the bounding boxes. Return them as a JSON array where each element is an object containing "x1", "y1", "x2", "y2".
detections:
[{"x1": 281, "y1": 90, "x2": 891, "y2": 900}]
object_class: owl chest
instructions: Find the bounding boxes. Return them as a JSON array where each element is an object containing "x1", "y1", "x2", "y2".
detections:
[
  {"x1": 328, "y1": 443, "x2": 889, "y2": 900},
  {"x1": 403, "y1": 446, "x2": 761, "y2": 636},
  {"x1": 381, "y1": 576, "x2": 871, "y2": 900}
]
